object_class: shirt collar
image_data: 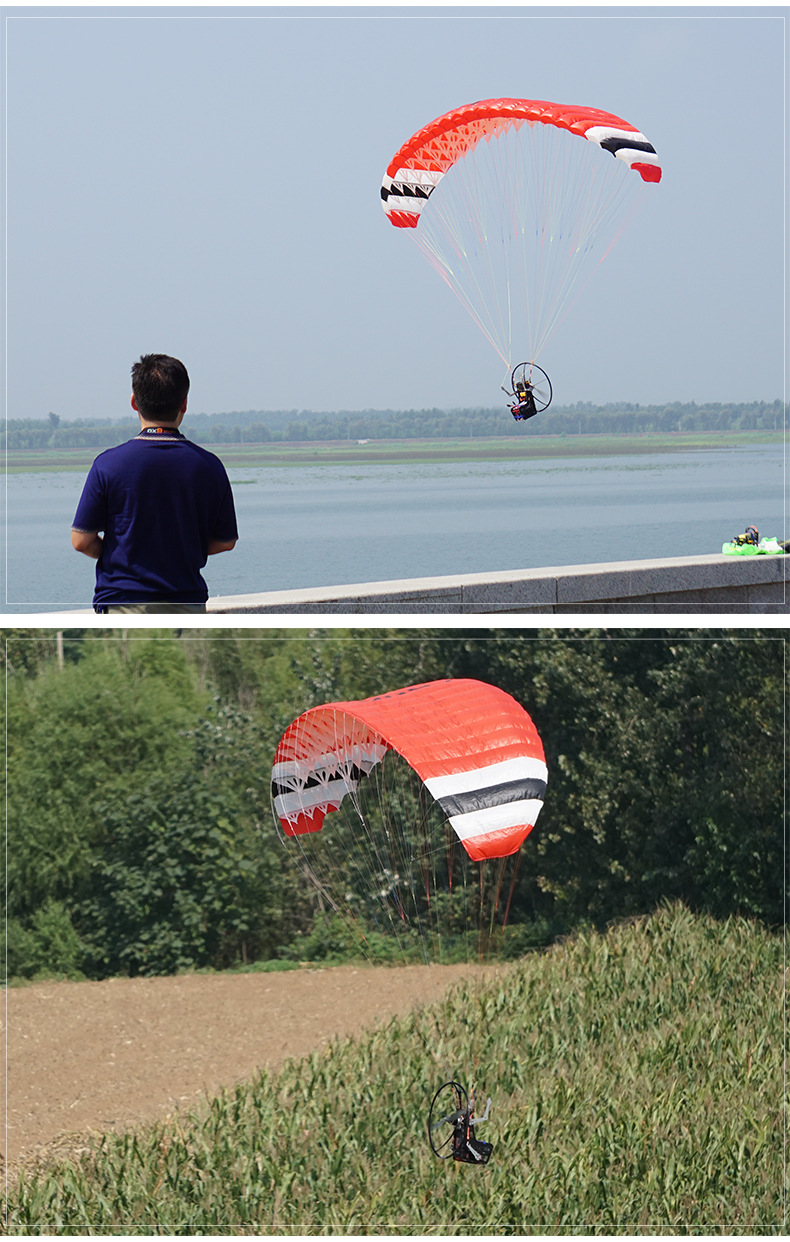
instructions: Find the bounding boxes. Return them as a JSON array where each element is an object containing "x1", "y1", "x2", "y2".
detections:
[{"x1": 135, "y1": 425, "x2": 185, "y2": 441}]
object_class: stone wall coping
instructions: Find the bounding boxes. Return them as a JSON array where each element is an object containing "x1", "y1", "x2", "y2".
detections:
[{"x1": 205, "y1": 553, "x2": 788, "y2": 615}]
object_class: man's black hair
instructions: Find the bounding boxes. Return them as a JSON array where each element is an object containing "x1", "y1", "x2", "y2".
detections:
[{"x1": 131, "y1": 354, "x2": 190, "y2": 422}]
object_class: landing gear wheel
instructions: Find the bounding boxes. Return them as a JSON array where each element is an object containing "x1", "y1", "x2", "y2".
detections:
[
  {"x1": 427, "y1": 1081, "x2": 468, "y2": 1159},
  {"x1": 511, "y1": 362, "x2": 552, "y2": 412}
]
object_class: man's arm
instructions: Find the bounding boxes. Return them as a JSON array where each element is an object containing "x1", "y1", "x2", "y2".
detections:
[
  {"x1": 207, "y1": 538, "x2": 237, "y2": 556},
  {"x1": 71, "y1": 529, "x2": 103, "y2": 559}
]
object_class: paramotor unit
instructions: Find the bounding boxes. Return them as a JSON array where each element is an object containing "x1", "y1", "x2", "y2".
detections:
[
  {"x1": 503, "y1": 363, "x2": 553, "y2": 422},
  {"x1": 427, "y1": 1081, "x2": 493, "y2": 1164},
  {"x1": 270, "y1": 680, "x2": 548, "y2": 1165}
]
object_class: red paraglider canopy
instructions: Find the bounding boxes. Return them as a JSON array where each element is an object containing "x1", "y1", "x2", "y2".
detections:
[
  {"x1": 381, "y1": 96, "x2": 661, "y2": 227},
  {"x1": 271, "y1": 679, "x2": 547, "y2": 862}
]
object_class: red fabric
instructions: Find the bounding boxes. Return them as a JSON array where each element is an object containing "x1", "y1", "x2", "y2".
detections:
[
  {"x1": 276, "y1": 679, "x2": 543, "y2": 781},
  {"x1": 385, "y1": 209, "x2": 420, "y2": 229},
  {"x1": 385, "y1": 98, "x2": 646, "y2": 178},
  {"x1": 632, "y1": 162, "x2": 662, "y2": 183},
  {"x1": 460, "y1": 822, "x2": 534, "y2": 863}
]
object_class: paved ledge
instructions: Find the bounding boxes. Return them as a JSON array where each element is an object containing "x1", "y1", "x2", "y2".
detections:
[{"x1": 207, "y1": 553, "x2": 789, "y2": 615}]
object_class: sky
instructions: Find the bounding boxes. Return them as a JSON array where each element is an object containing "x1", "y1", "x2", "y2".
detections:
[{"x1": 3, "y1": 4, "x2": 787, "y2": 419}]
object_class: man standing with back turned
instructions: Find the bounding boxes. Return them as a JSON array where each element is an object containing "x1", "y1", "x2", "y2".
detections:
[{"x1": 72, "y1": 354, "x2": 238, "y2": 613}]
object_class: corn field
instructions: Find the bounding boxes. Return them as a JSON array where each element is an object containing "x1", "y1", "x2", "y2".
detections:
[{"x1": 4, "y1": 904, "x2": 784, "y2": 1235}]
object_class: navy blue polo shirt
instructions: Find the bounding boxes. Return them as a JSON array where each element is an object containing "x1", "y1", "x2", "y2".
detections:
[{"x1": 72, "y1": 429, "x2": 238, "y2": 606}]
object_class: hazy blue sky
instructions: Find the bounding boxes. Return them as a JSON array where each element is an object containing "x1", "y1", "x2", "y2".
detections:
[{"x1": 3, "y1": 5, "x2": 787, "y2": 419}]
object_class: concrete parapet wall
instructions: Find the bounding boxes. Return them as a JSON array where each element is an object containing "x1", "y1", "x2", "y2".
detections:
[{"x1": 208, "y1": 553, "x2": 789, "y2": 615}]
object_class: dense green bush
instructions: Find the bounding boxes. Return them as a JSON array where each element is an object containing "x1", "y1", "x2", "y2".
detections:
[
  {"x1": 4, "y1": 901, "x2": 85, "y2": 981},
  {"x1": 80, "y1": 781, "x2": 260, "y2": 976},
  {"x1": 4, "y1": 630, "x2": 784, "y2": 983}
]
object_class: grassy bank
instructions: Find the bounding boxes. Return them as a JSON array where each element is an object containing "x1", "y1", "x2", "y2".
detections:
[
  {"x1": 3, "y1": 904, "x2": 782, "y2": 1234},
  {"x1": 6, "y1": 431, "x2": 782, "y2": 473}
]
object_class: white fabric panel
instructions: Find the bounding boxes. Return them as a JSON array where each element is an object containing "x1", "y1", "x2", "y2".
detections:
[
  {"x1": 619, "y1": 150, "x2": 660, "y2": 169},
  {"x1": 272, "y1": 742, "x2": 387, "y2": 784},
  {"x1": 383, "y1": 198, "x2": 427, "y2": 218},
  {"x1": 584, "y1": 125, "x2": 649, "y2": 146},
  {"x1": 449, "y1": 798, "x2": 544, "y2": 843},
  {"x1": 391, "y1": 168, "x2": 444, "y2": 188},
  {"x1": 274, "y1": 778, "x2": 352, "y2": 820},
  {"x1": 424, "y1": 756, "x2": 548, "y2": 799}
]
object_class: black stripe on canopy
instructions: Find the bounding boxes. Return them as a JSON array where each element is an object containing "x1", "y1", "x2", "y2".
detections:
[
  {"x1": 599, "y1": 136, "x2": 656, "y2": 156},
  {"x1": 435, "y1": 776, "x2": 547, "y2": 819}
]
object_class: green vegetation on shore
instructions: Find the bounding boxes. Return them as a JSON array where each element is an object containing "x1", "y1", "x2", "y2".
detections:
[
  {"x1": 5, "y1": 430, "x2": 782, "y2": 474},
  {"x1": 3, "y1": 905, "x2": 783, "y2": 1234},
  {"x1": 4, "y1": 398, "x2": 784, "y2": 458}
]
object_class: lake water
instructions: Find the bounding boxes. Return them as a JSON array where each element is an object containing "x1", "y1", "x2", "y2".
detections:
[{"x1": 4, "y1": 445, "x2": 784, "y2": 612}]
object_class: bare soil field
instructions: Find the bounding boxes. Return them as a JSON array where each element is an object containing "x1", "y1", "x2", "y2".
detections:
[{"x1": 4, "y1": 962, "x2": 498, "y2": 1181}]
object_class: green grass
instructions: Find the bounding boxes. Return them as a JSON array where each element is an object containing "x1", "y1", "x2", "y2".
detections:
[
  {"x1": 5, "y1": 431, "x2": 782, "y2": 472},
  {"x1": 3, "y1": 904, "x2": 783, "y2": 1234}
]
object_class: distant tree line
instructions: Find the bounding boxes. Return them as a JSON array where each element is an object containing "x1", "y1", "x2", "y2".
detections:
[
  {"x1": 4, "y1": 629, "x2": 783, "y2": 981},
  {"x1": 4, "y1": 418, "x2": 131, "y2": 451},
  {"x1": 3, "y1": 400, "x2": 785, "y2": 450}
]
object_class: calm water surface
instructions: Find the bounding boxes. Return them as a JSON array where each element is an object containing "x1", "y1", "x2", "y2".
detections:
[{"x1": 4, "y1": 446, "x2": 784, "y2": 610}]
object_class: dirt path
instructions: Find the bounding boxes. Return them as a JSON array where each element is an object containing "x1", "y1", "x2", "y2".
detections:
[{"x1": 4, "y1": 962, "x2": 499, "y2": 1178}]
